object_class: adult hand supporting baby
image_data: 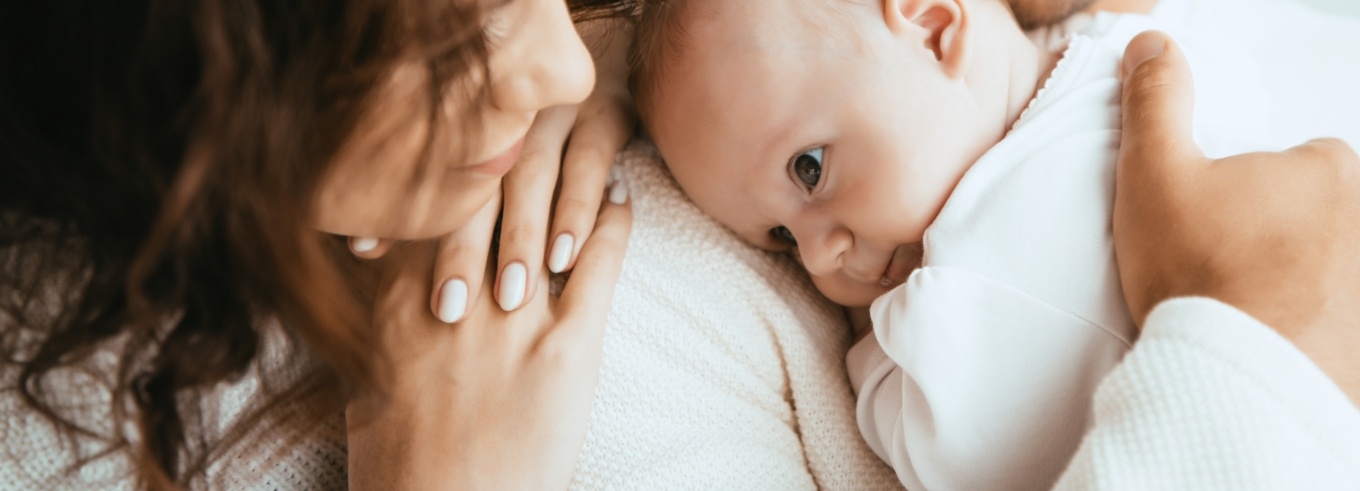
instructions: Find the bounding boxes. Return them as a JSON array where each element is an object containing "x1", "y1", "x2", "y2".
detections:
[
  {"x1": 1112, "y1": 31, "x2": 1360, "y2": 404},
  {"x1": 347, "y1": 188, "x2": 632, "y2": 490},
  {"x1": 346, "y1": 18, "x2": 636, "y2": 323}
]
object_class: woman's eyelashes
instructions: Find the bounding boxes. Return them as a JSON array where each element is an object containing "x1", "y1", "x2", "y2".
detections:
[{"x1": 790, "y1": 146, "x2": 824, "y2": 191}]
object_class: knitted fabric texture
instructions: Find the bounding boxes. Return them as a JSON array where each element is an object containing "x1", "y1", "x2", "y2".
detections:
[{"x1": 1, "y1": 141, "x2": 901, "y2": 490}]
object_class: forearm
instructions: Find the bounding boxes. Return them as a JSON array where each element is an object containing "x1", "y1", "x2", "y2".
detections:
[{"x1": 1056, "y1": 297, "x2": 1360, "y2": 489}]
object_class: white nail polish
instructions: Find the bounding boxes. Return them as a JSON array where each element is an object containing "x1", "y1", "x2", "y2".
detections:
[
  {"x1": 548, "y1": 234, "x2": 574, "y2": 273},
  {"x1": 608, "y1": 179, "x2": 629, "y2": 205},
  {"x1": 438, "y1": 279, "x2": 468, "y2": 323},
  {"x1": 499, "y1": 262, "x2": 527, "y2": 311},
  {"x1": 351, "y1": 237, "x2": 378, "y2": 253}
]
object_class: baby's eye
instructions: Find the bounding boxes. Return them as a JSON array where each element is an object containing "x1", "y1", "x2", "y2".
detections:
[
  {"x1": 770, "y1": 226, "x2": 797, "y2": 247},
  {"x1": 790, "y1": 147, "x2": 824, "y2": 190}
]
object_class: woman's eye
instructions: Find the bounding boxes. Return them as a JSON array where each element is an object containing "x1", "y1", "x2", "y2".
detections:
[
  {"x1": 791, "y1": 147, "x2": 824, "y2": 189},
  {"x1": 770, "y1": 226, "x2": 797, "y2": 247}
]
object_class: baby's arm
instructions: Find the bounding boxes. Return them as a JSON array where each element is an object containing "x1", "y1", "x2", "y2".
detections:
[{"x1": 848, "y1": 269, "x2": 1132, "y2": 490}]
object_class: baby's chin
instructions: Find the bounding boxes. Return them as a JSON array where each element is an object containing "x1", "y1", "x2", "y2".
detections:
[{"x1": 812, "y1": 275, "x2": 890, "y2": 308}]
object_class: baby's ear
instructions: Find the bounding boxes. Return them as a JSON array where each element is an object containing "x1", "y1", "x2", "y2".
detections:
[{"x1": 882, "y1": 0, "x2": 968, "y2": 77}]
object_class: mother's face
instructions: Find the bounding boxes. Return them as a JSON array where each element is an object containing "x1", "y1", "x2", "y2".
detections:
[{"x1": 312, "y1": 0, "x2": 594, "y2": 239}]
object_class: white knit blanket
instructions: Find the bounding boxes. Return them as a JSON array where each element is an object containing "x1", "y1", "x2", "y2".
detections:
[
  {"x1": 0, "y1": 142, "x2": 902, "y2": 490},
  {"x1": 568, "y1": 143, "x2": 900, "y2": 490}
]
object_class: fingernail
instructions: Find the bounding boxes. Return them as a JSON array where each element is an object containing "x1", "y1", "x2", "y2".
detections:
[
  {"x1": 498, "y1": 262, "x2": 527, "y2": 311},
  {"x1": 437, "y1": 279, "x2": 468, "y2": 323},
  {"x1": 351, "y1": 237, "x2": 378, "y2": 253},
  {"x1": 1123, "y1": 33, "x2": 1167, "y2": 76},
  {"x1": 548, "y1": 234, "x2": 574, "y2": 273},
  {"x1": 608, "y1": 179, "x2": 629, "y2": 205}
]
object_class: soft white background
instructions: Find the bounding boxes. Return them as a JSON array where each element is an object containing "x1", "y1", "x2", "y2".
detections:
[{"x1": 1297, "y1": 0, "x2": 1360, "y2": 16}]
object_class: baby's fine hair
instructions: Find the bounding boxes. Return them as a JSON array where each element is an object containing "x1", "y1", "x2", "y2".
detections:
[
  {"x1": 628, "y1": 0, "x2": 691, "y2": 128},
  {"x1": 629, "y1": 0, "x2": 1044, "y2": 127}
]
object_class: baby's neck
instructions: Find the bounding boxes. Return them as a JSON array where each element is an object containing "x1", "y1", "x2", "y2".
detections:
[{"x1": 967, "y1": 4, "x2": 1062, "y2": 142}]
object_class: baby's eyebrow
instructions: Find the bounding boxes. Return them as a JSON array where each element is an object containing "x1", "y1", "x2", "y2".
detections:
[{"x1": 761, "y1": 119, "x2": 798, "y2": 164}]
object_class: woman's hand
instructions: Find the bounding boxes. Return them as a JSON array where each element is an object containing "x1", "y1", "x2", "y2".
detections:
[
  {"x1": 1113, "y1": 31, "x2": 1360, "y2": 402},
  {"x1": 350, "y1": 19, "x2": 635, "y2": 323},
  {"x1": 346, "y1": 184, "x2": 632, "y2": 491},
  {"x1": 489, "y1": 18, "x2": 633, "y2": 311}
]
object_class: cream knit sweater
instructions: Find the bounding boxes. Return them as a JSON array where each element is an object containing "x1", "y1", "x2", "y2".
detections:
[
  {"x1": 0, "y1": 144, "x2": 900, "y2": 490},
  {"x1": 5, "y1": 144, "x2": 1358, "y2": 491}
]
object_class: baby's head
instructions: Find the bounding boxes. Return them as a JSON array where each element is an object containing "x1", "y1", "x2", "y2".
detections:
[{"x1": 634, "y1": 0, "x2": 1036, "y2": 306}]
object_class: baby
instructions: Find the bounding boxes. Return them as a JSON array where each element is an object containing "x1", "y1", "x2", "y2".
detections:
[{"x1": 632, "y1": 0, "x2": 1268, "y2": 489}]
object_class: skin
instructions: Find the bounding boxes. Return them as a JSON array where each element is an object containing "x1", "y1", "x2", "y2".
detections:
[
  {"x1": 347, "y1": 194, "x2": 633, "y2": 490},
  {"x1": 316, "y1": 0, "x2": 638, "y2": 324},
  {"x1": 318, "y1": 0, "x2": 635, "y2": 488},
  {"x1": 1009, "y1": 0, "x2": 1095, "y2": 29},
  {"x1": 649, "y1": 0, "x2": 1056, "y2": 307},
  {"x1": 313, "y1": 0, "x2": 594, "y2": 241},
  {"x1": 332, "y1": 0, "x2": 1112, "y2": 322},
  {"x1": 335, "y1": 0, "x2": 1357, "y2": 487},
  {"x1": 1114, "y1": 31, "x2": 1360, "y2": 405}
]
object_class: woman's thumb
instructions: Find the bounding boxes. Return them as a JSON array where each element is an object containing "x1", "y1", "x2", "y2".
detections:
[{"x1": 1118, "y1": 31, "x2": 1203, "y2": 176}]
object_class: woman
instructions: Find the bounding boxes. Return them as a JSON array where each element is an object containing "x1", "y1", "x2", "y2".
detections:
[
  {"x1": 1, "y1": 1, "x2": 1356, "y2": 491},
  {"x1": 1, "y1": 0, "x2": 632, "y2": 488}
]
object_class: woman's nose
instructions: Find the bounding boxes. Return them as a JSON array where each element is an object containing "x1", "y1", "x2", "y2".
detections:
[{"x1": 489, "y1": 0, "x2": 595, "y2": 113}]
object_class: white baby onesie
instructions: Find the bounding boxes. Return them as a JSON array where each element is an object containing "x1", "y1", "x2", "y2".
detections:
[{"x1": 845, "y1": 19, "x2": 1270, "y2": 491}]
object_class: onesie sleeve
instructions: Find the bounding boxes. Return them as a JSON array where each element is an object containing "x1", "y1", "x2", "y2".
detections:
[
  {"x1": 1053, "y1": 297, "x2": 1360, "y2": 490},
  {"x1": 851, "y1": 266, "x2": 1131, "y2": 491}
]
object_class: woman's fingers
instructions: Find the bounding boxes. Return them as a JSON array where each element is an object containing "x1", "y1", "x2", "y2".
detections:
[
  {"x1": 550, "y1": 96, "x2": 635, "y2": 274},
  {"x1": 557, "y1": 180, "x2": 632, "y2": 338},
  {"x1": 1117, "y1": 30, "x2": 1203, "y2": 184},
  {"x1": 1113, "y1": 32, "x2": 1207, "y2": 322},
  {"x1": 429, "y1": 190, "x2": 502, "y2": 323},
  {"x1": 349, "y1": 237, "x2": 393, "y2": 259},
  {"x1": 496, "y1": 106, "x2": 577, "y2": 312}
]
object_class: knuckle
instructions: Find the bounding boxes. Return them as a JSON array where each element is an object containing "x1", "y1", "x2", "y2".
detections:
[
  {"x1": 535, "y1": 329, "x2": 587, "y2": 367},
  {"x1": 574, "y1": 247, "x2": 607, "y2": 270},
  {"x1": 1124, "y1": 69, "x2": 1177, "y2": 107},
  {"x1": 435, "y1": 245, "x2": 483, "y2": 269},
  {"x1": 511, "y1": 147, "x2": 561, "y2": 183},
  {"x1": 1300, "y1": 138, "x2": 1360, "y2": 178},
  {"x1": 555, "y1": 196, "x2": 600, "y2": 220},
  {"x1": 499, "y1": 225, "x2": 543, "y2": 250},
  {"x1": 565, "y1": 142, "x2": 615, "y2": 169},
  {"x1": 576, "y1": 240, "x2": 622, "y2": 267},
  {"x1": 437, "y1": 259, "x2": 484, "y2": 282},
  {"x1": 1316, "y1": 138, "x2": 1359, "y2": 162}
]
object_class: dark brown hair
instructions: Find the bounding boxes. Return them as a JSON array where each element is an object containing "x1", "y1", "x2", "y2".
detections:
[{"x1": 0, "y1": 0, "x2": 628, "y2": 488}]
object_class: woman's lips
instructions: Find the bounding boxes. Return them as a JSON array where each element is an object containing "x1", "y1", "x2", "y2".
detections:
[{"x1": 464, "y1": 137, "x2": 525, "y2": 178}]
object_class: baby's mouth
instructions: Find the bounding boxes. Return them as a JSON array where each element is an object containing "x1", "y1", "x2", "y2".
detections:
[{"x1": 879, "y1": 243, "x2": 923, "y2": 287}]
